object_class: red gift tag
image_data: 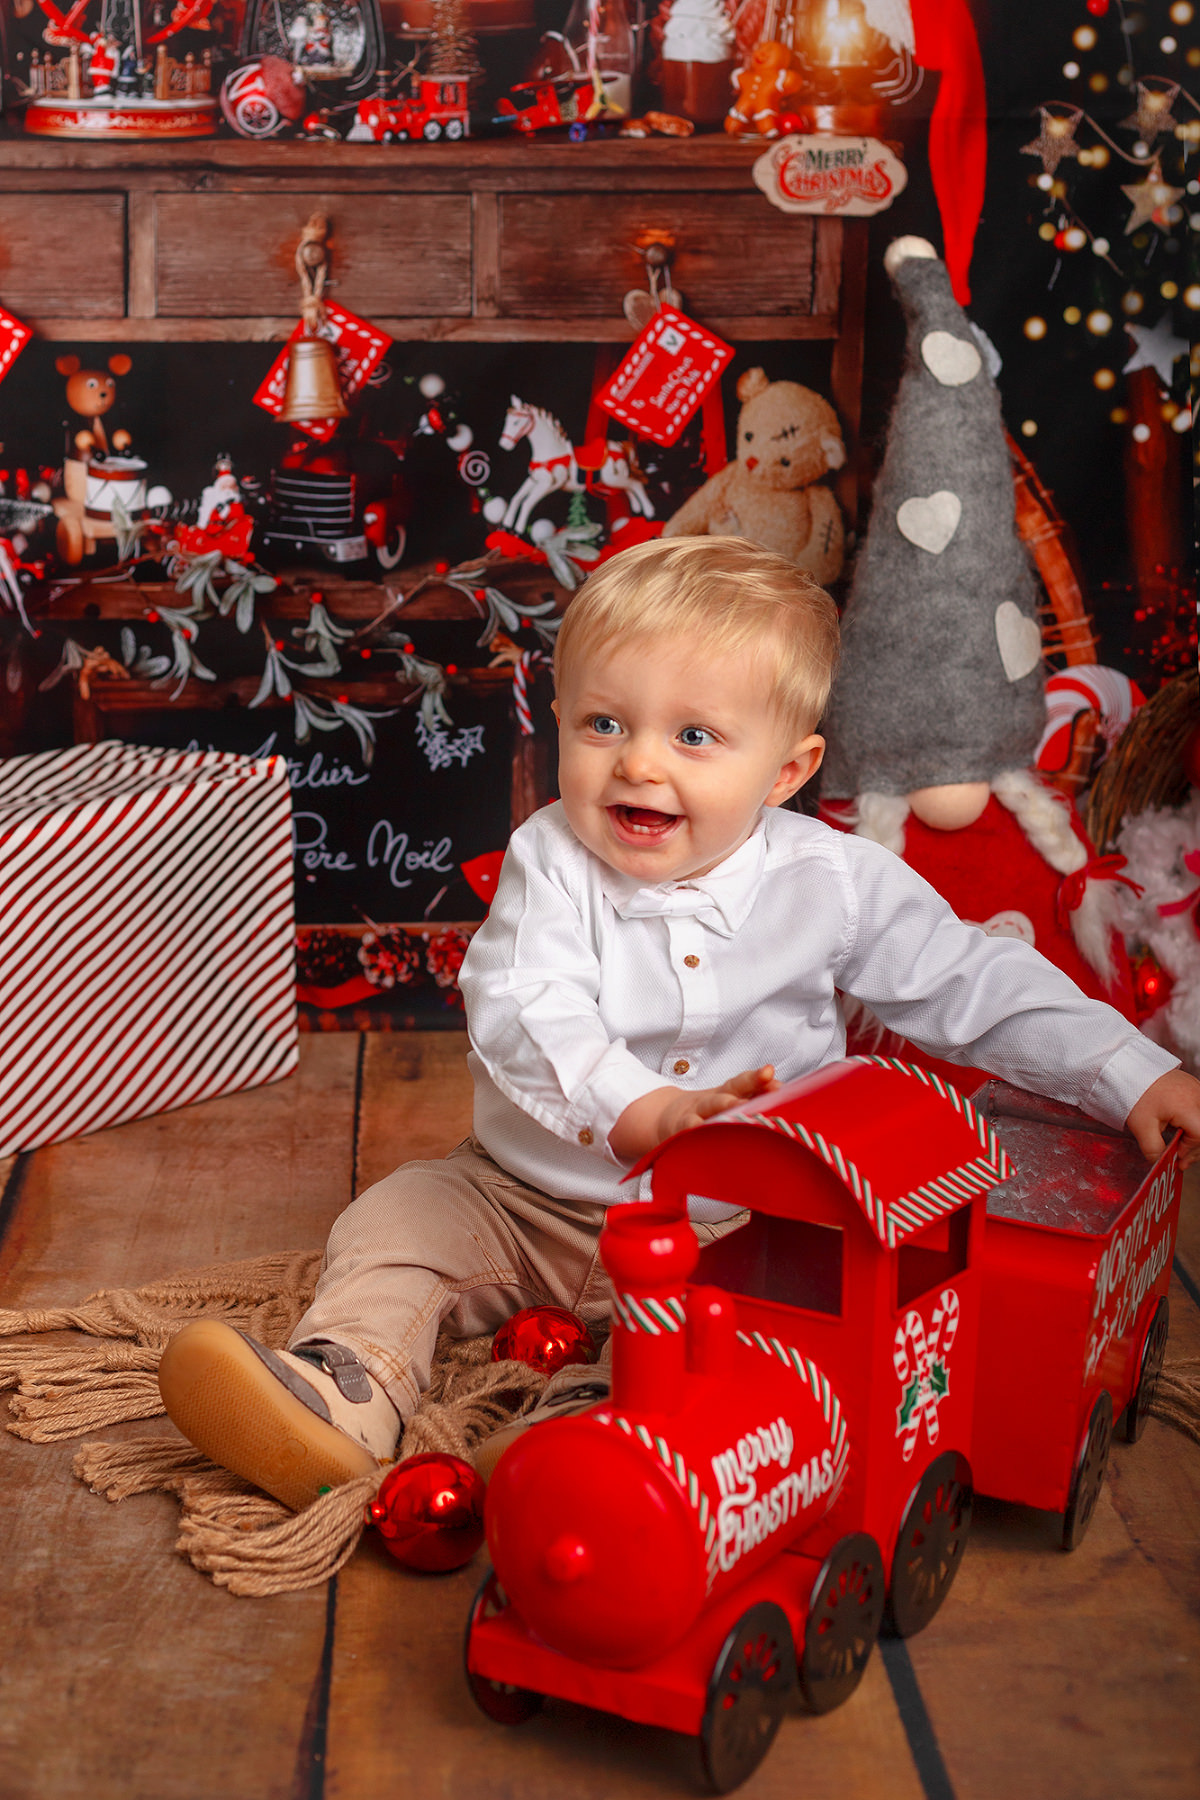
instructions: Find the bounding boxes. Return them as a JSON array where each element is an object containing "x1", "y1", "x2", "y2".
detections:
[
  {"x1": 253, "y1": 301, "x2": 392, "y2": 443},
  {"x1": 0, "y1": 306, "x2": 33, "y2": 386},
  {"x1": 595, "y1": 306, "x2": 734, "y2": 448}
]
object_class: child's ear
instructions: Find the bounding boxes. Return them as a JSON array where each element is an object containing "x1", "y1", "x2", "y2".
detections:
[
  {"x1": 551, "y1": 698, "x2": 560, "y2": 725},
  {"x1": 767, "y1": 734, "x2": 825, "y2": 806}
]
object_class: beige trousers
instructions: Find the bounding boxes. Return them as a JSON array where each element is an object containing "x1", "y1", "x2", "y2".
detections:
[{"x1": 289, "y1": 1136, "x2": 741, "y2": 1420}]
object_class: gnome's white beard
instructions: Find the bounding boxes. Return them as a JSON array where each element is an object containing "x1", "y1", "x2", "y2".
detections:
[{"x1": 990, "y1": 769, "x2": 1119, "y2": 985}]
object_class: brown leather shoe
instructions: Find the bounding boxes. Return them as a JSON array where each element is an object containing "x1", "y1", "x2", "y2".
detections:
[{"x1": 158, "y1": 1319, "x2": 400, "y2": 1511}]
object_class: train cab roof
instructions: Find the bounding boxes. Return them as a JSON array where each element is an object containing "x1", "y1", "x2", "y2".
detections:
[{"x1": 632, "y1": 1057, "x2": 1010, "y2": 1252}]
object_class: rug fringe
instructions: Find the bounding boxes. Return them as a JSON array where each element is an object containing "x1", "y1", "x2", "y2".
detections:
[
  {"x1": 176, "y1": 1474, "x2": 378, "y2": 1596},
  {"x1": 1150, "y1": 1359, "x2": 1200, "y2": 1446}
]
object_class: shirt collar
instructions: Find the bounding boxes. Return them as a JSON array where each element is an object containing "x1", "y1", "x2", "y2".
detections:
[{"x1": 600, "y1": 821, "x2": 768, "y2": 937}]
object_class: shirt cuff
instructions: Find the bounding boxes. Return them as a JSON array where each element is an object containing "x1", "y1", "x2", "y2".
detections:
[
  {"x1": 565, "y1": 1052, "x2": 675, "y2": 1166},
  {"x1": 1082, "y1": 1033, "x2": 1181, "y2": 1131}
]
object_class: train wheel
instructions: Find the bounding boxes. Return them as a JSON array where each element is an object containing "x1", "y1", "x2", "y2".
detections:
[
  {"x1": 699, "y1": 1601, "x2": 796, "y2": 1794},
  {"x1": 373, "y1": 523, "x2": 407, "y2": 571},
  {"x1": 798, "y1": 1532, "x2": 886, "y2": 1714},
  {"x1": 463, "y1": 1569, "x2": 544, "y2": 1724},
  {"x1": 1062, "y1": 1390, "x2": 1114, "y2": 1550},
  {"x1": 446, "y1": 117, "x2": 465, "y2": 139},
  {"x1": 884, "y1": 1450, "x2": 973, "y2": 1638},
  {"x1": 1123, "y1": 1297, "x2": 1169, "y2": 1444},
  {"x1": 423, "y1": 119, "x2": 443, "y2": 140}
]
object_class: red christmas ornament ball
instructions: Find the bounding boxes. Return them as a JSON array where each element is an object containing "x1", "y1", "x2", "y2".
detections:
[
  {"x1": 1131, "y1": 952, "x2": 1173, "y2": 1021},
  {"x1": 491, "y1": 1305, "x2": 594, "y2": 1375},
  {"x1": 367, "y1": 1454, "x2": 486, "y2": 1572}
]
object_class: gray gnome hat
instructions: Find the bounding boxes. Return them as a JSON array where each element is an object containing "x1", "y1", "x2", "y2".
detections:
[{"x1": 821, "y1": 239, "x2": 1045, "y2": 800}]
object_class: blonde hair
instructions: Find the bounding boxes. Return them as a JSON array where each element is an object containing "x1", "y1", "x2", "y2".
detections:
[{"x1": 554, "y1": 536, "x2": 840, "y2": 737}]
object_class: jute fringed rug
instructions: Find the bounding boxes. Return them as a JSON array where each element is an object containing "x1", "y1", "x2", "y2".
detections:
[{"x1": 0, "y1": 1250, "x2": 552, "y2": 1597}]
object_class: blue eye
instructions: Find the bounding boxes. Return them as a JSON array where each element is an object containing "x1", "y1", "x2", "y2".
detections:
[
  {"x1": 679, "y1": 726, "x2": 714, "y2": 747},
  {"x1": 590, "y1": 715, "x2": 621, "y2": 736}
]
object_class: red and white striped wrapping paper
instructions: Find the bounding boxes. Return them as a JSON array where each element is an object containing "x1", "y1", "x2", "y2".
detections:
[{"x1": 0, "y1": 741, "x2": 297, "y2": 1156}]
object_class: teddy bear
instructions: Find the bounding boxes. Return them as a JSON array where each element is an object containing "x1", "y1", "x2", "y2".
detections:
[
  {"x1": 724, "y1": 39, "x2": 804, "y2": 137},
  {"x1": 661, "y1": 367, "x2": 846, "y2": 583}
]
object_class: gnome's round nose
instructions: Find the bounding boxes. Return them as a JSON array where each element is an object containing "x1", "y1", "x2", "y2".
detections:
[{"x1": 821, "y1": 236, "x2": 1045, "y2": 830}]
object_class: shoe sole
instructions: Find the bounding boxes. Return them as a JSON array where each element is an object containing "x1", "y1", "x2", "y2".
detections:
[{"x1": 158, "y1": 1319, "x2": 379, "y2": 1512}]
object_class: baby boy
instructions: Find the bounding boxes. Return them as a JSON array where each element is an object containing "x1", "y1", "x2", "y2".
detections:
[{"x1": 159, "y1": 537, "x2": 1200, "y2": 1509}]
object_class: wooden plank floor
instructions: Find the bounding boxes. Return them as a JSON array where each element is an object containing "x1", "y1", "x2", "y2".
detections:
[{"x1": 1, "y1": 1036, "x2": 1198, "y2": 1800}]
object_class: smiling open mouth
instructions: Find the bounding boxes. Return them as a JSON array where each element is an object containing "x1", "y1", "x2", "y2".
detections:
[{"x1": 609, "y1": 805, "x2": 681, "y2": 843}]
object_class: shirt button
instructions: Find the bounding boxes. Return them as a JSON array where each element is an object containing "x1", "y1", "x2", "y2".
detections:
[
  {"x1": 683, "y1": 954, "x2": 700, "y2": 969},
  {"x1": 674, "y1": 1059, "x2": 690, "y2": 1075},
  {"x1": 578, "y1": 1127, "x2": 594, "y2": 1146}
]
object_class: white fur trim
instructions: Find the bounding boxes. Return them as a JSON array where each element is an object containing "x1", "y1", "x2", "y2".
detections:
[
  {"x1": 852, "y1": 791, "x2": 911, "y2": 855},
  {"x1": 884, "y1": 235, "x2": 937, "y2": 277},
  {"x1": 863, "y1": 0, "x2": 915, "y2": 53},
  {"x1": 990, "y1": 768, "x2": 1117, "y2": 984}
]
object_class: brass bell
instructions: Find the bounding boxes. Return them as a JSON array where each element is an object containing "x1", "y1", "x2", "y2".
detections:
[{"x1": 279, "y1": 332, "x2": 348, "y2": 424}]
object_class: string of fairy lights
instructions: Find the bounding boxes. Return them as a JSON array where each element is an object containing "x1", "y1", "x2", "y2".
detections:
[{"x1": 1011, "y1": 0, "x2": 1196, "y2": 447}]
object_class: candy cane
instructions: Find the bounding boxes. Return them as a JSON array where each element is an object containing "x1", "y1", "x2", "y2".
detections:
[
  {"x1": 513, "y1": 651, "x2": 534, "y2": 736},
  {"x1": 893, "y1": 1287, "x2": 960, "y2": 1462}
]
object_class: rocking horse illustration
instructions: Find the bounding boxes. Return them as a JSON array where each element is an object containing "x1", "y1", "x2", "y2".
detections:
[{"x1": 497, "y1": 397, "x2": 655, "y2": 536}]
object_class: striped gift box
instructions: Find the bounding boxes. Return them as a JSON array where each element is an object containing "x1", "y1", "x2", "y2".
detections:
[{"x1": 0, "y1": 741, "x2": 297, "y2": 1156}]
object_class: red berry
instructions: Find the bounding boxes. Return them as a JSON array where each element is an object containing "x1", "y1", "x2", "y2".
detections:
[
  {"x1": 361, "y1": 648, "x2": 372, "y2": 659},
  {"x1": 275, "y1": 639, "x2": 285, "y2": 651},
  {"x1": 337, "y1": 692, "x2": 349, "y2": 703},
  {"x1": 445, "y1": 663, "x2": 458, "y2": 675},
  {"x1": 146, "y1": 609, "x2": 160, "y2": 622},
  {"x1": 1086, "y1": 0, "x2": 1107, "y2": 12},
  {"x1": 474, "y1": 587, "x2": 487, "y2": 600},
  {"x1": 403, "y1": 641, "x2": 415, "y2": 653},
  {"x1": 434, "y1": 561, "x2": 450, "y2": 575}
]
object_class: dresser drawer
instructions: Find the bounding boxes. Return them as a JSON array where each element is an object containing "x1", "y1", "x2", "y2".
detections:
[
  {"x1": 0, "y1": 193, "x2": 125, "y2": 317},
  {"x1": 153, "y1": 192, "x2": 473, "y2": 318},
  {"x1": 495, "y1": 191, "x2": 817, "y2": 321}
]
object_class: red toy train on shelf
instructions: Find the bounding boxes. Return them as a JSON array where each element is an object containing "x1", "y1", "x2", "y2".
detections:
[{"x1": 465, "y1": 1058, "x2": 1181, "y2": 1792}]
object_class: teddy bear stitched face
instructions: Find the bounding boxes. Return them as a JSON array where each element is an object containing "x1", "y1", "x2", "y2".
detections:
[{"x1": 737, "y1": 376, "x2": 846, "y2": 493}]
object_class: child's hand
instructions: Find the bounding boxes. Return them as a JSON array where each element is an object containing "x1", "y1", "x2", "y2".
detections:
[
  {"x1": 657, "y1": 1065, "x2": 781, "y2": 1141},
  {"x1": 1126, "y1": 1069, "x2": 1200, "y2": 1170},
  {"x1": 609, "y1": 1065, "x2": 779, "y2": 1162}
]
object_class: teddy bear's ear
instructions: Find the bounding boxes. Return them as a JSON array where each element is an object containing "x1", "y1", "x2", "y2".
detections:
[
  {"x1": 56, "y1": 355, "x2": 81, "y2": 377},
  {"x1": 108, "y1": 354, "x2": 132, "y2": 378},
  {"x1": 820, "y1": 431, "x2": 847, "y2": 472},
  {"x1": 737, "y1": 368, "x2": 770, "y2": 403}
]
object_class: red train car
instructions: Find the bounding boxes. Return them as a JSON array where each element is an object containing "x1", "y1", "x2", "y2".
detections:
[
  {"x1": 972, "y1": 1080, "x2": 1179, "y2": 1545},
  {"x1": 465, "y1": 1058, "x2": 1180, "y2": 1792}
]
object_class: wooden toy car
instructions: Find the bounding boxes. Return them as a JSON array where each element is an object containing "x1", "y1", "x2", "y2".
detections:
[{"x1": 465, "y1": 1057, "x2": 1181, "y2": 1792}]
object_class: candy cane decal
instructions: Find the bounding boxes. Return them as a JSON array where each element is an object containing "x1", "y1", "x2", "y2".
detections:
[{"x1": 893, "y1": 1288, "x2": 960, "y2": 1461}]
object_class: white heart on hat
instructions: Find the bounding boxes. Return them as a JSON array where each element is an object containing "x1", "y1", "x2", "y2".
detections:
[
  {"x1": 921, "y1": 331, "x2": 983, "y2": 386},
  {"x1": 896, "y1": 490, "x2": 962, "y2": 554},
  {"x1": 994, "y1": 601, "x2": 1043, "y2": 682}
]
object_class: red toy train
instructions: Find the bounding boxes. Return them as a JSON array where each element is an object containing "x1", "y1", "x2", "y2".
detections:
[{"x1": 465, "y1": 1057, "x2": 1181, "y2": 1791}]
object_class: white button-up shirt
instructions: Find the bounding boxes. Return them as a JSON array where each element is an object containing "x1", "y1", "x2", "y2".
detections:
[{"x1": 459, "y1": 803, "x2": 1175, "y2": 1211}]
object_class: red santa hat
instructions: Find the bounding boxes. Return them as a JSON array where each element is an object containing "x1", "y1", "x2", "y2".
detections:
[{"x1": 867, "y1": 0, "x2": 987, "y2": 305}]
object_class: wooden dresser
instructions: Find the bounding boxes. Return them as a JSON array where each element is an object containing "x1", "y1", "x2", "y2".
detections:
[{"x1": 0, "y1": 136, "x2": 867, "y2": 460}]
